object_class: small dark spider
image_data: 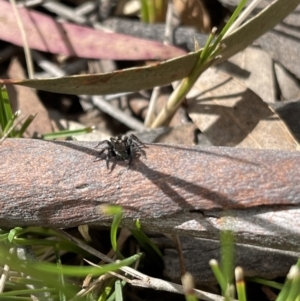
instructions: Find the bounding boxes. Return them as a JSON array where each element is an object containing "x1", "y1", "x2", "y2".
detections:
[{"x1": 94, "y1": 134, "x2": 146, "y2": 168}]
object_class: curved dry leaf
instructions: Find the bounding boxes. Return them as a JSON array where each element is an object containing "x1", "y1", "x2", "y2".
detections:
[
  {"x1": 0, "y1": 52, "x2": 200, "y2": 95},
  {"x1": 0, "y1": 0, "x2": 185, "y2": 60},
  {"x1": 187, "y1": 68, "x2": 299, "y2": 150}
]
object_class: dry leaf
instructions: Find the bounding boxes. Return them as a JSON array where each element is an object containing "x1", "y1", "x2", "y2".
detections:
[
  {"x1": 0, "y1": 0, "x2": 184, "y2": 60},
  {"x1": 6, "y1": 58, "x2": 55, "y2": 136},
  {"x1": 187, "y1": 68, "x2": 299, "y2": 150},
  {"x1": 219, "y1": 47, "x2": 276, "y2": 103}
]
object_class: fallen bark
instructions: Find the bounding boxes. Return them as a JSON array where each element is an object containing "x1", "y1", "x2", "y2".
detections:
[
  {"x1": 163, "y1": 237, "x2": 300, "y2": 285},
  {"x1": 1, "y1": 139, "x2": 300, "y2": 251}
]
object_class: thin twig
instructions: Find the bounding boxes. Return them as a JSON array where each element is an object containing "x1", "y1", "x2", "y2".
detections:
[
  {"x1": 92, "y1": 96, "x2": 146, "y2": 131},
  {"x1": 10, "y1": 0, "x2": 34, "y2": 78}
]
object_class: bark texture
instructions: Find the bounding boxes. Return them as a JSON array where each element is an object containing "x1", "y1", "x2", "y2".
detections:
[{"x1": 1, "y1": 139, "x2": 300, "y2": 251}]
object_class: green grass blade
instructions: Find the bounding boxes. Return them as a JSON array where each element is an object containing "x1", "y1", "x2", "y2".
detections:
[
  {"x1": 42, "y1": 126, "x2": 94, "y2": 140},
  {"x1": 0, "y1": 85, "x2": 13, "y2": 124},
  {"x1": 101, "y1": 205, "x2": 124, "y2": 259},
  {"x1": 247, "y1": 277, "x2": 282, "y2": 290},
  {"x1": 98, "y1": 277, "x2": 115, "y2": 301},
  {"x1": 0, "y1": 288, "x2": 56, "y2": 297},
  {"x1": 114, "y1": 279, "x2": 125, "y2": 301},
  {"x1": 55, "y1": 248, "x2": 67, "y2": 301},
  {"x1": 221, "y1": 230, "x2": 234, "y2": 287},
  {"x1": 2, "y1": 110, "x2": 20, "y2": 134},
  {"x1": 0, "y1": 246, "x2": 78, "y2": 299},
  {"x1": 235, "y1": 267, "x2": 247, "y2": 301},
  {"x1": 1, "y1": 246, "x2": 141, "y2": 277},
  {"x1": 0, "y1": 85, "x2": 15, "y2": 137},
  {"x1": 0, "y1": 296, "x2": 40, "y2": 300},
  {"x1": 286, "y1": 264, "x2": 300, "y2": 301},
  {"x1": 206, "y1": 0, "x2": 248, "y2": 60},
  {"x1": 276, "y1": 265, "x2": 296, "y2": 301},
  {"x1": 15, "y1": 114, "x2": 36, "y2": 138},
  {"x1": 131, "y1": 220, "x2": 162, "y2": 258},
  {"x1": 209, "y1": 259, "x2": 227, "y2": 292}
]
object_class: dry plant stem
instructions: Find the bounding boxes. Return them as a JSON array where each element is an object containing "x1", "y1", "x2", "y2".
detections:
[
  {"x1": 42, "y1": 0, "x2": 111, "y2": 31},
  {"x1": 74, "y1": 1, "x2": 97, "y2": 16},
  {"x1": 1, "y1": 139, "x2": 300, "y2": 252},
  {"x1": 0, "y1": 264, "x2": 10, "y2": 292},
  {"x1": 144, "y1": 86, "x2": 160, "y2": 127},
  {"x1": 43, "y1": 1, "x2": 87, "y2": 24},
  {"x1": 164, "y1": 0, "x2": 175, "y2": 44},
  {"x1": 129, "y1": 277, "x2": 228, "y2": 301},
  {"x1": 173, "y1": 234, "x2": 186, "y2": 276},
  {"x1": 150, "y1": 59, "x2": 212, "y2": 128},
  {"x1": 144, "y1": 0, "x2": 174, "y2": 127},
  {"x1": 32, "y1": 51, "x2": 65, "y2": 77},
  {"x1": 82, "y1": 228, "x2": 131, "y2": 289},
  {"x1": 22, "y1": 0, "x2": 48, "y2": 7},
  {"x1": 10, "y1": 0, "x2": 34, "y2": 78}
]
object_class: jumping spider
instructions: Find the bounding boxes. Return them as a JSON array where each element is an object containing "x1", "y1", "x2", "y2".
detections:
[{"x1": 95, "y1": 134, "x2": 146, "y2": 168}]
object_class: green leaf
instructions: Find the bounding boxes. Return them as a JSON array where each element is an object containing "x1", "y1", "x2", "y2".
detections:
[{"x1": 7, "y1": 227, "x2": 23, "y2": 243}]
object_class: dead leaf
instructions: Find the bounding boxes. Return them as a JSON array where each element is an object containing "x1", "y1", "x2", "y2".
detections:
[
  {"x1": 6, "y1": 57, "x2": 55, "y2": 136},
  {"x1": 219, "y1": 47, "x2": 276, "y2": 103},
  {"x1": 0, "y1": 0, "x2": 184, "y2": 61},
  {"x1": 187, "y1": 68, "x2": 299, "y2": 150}
]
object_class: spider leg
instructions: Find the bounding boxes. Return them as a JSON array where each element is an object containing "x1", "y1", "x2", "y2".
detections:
[
  {"x1": 94, "y1": 140, "x2": 110, "y2": 148},
  {"x1": 132, "y1": 142, "x2": 147, "y2": 158},
  {"x1": 98, "y1": 147, "x2": 109, "y2": 156},
  {"x1": 128, "y1": 143, "x2": 134, "y2": 167},
  {"x1": 130, "y1": 134, "x2": 145, "y2": 147},
  {"x1": 106, "y1": 149, "x2": 115, "y2": 169},
  {"x1": 94, "y1": 146, "x2": 108, "y2": 162}
]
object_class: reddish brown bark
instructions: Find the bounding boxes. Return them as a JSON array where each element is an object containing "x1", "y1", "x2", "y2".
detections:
[{"x1": 1, "y1": 139, "x2": 300, "y2": 250}]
